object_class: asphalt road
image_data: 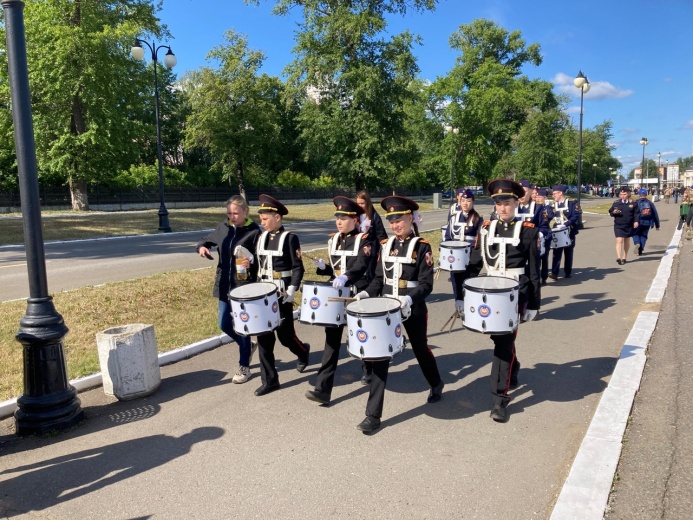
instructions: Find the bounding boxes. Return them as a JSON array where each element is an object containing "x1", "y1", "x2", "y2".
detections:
[
  {"x1": 0, "y1": 200, "x2": 680, "y2": 519},
  {"x1": 0, "y1": 206, "x2": 493, "y2": 302}
]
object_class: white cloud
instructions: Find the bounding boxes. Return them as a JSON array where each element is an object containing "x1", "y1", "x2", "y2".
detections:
[
  {"x1": 682, "y1": 120, "x2": 693, "y2": 130},
  {"x1": 553, "y1": 72, "x2": 634, "y2": 101}
]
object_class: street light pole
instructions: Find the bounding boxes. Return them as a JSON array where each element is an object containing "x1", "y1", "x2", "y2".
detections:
[
  {"x1": 2, "y1": 0, "x2": 83, "y2": 435},
  {"x1": 574, "y1": 71, "x2": 590, "y2": 227},
  {"x1": 444, "y1": 124, "x2": 459, "y2": 203},
  {"x1": 640, "y1": 137, "x2": 648, "y2": 189},
  {"x1": 132, "y1": 39, "x2": 177, "y2": 232},
  {"x1": 657, "y1": 152, "x2": 662, "y2": 194}
]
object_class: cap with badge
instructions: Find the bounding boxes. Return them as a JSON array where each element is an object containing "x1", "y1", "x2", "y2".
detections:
[
  {"x1": 519, "y1": 179, "x2": 531, "y2": 188},
  {"x1": 332, "y1": 196, "x2": 364, "y2": 217},
  {"x1": 381, "y1": 195, "x2": 419, "y2": 221},
  {"x1": 487, "y1": 178, "x2": 525, "y2": 200},
  {"x1": 457, "y1": 188, "x2": 475, "y2": 200},
  {"x1": 258, "y1": 194, "x2": 289, "y2": 215},
  {"x1": 536, "y1": 188, "x2": 548, "y2": 197},
  {"x1": 619, "y1": 186, "x2": 630, "y2": 193},
  {"x1": 552, "y1": 184, "x2": 567, "y2": 193}
]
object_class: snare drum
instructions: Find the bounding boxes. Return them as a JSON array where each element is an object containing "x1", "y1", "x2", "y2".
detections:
[
  {"x1": 299, "y1": 281, "x2": 348, "y2": 327},
  {"x1": 229, "y1": 282, "x2": 281, "y2": 336},
  {"x1": 550, "y1": 225, "x2": 572, "y2": 249},
  {"x1": 346, "y1": 298, "x2": 405, "y2": 360},
  {"x1": 438, "y1": 240, "x2": 471, "y2": 272},
  {"x1": 462, "y1": 276, "x2": 519, "y2": 334}
]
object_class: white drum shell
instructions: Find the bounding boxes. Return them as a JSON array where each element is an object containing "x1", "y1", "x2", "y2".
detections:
[
  {"x1": 346, "y1": 298, "x2": 405, "y2": 360},
  {"x1": 438, "y1": 240, "x2": 471, "y2": 272},
  {"x1": 299, "y1": 282, "x2": 348, "y2": 327},
  {"x1": 462, "y1": 276, "x2": 519, "y2": 335},
  {"x1": 229, "y1": 282, "x2": 281, "y2": 336},
  {"x1": 550, "y1": 225, "x2": 572, "y2": 249}
]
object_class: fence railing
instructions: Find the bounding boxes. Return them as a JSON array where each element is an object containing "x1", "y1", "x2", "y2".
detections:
[{"x1": 0, "y1": 185, "x2": 440, "y2": 209}]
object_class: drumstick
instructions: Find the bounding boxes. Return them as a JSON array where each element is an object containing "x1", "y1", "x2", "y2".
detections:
[
  {"x1": 303, "y1": 253, "x2": 320, "y2": 262},
  {"x1": 327, "y1": 297, "x2": 356, "y2": 303},
  {"x1": 440, "y1": 310, "x2": 456, "y2": 332},
  {"x1": 448, "y1": 313, "x2": 457, "y2": 333}
]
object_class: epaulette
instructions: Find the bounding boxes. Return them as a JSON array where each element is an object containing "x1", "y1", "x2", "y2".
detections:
[
  {"x1": 380, "y1": 238, "x2": 388, "y2": 244},
  {"x1": 522, "y1": 222, "x2": 535, "y2": 228},
  {"x1": 362, "y1": 233, "x2": 369, "y2": 239},
  {"x1": 329, "y1": 232, "x2": 336, "y2": 237},
  {"x1": 419, "y1": 239, "x2": 429, "y2": 244},
  {"x1": 482, "y1": 220, "x2": 491, "y2": 226}
]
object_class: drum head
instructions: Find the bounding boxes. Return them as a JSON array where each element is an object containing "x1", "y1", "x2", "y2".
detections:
[
  {"x1": 440, "y1": 240, "x2": 470, "y2": 249},
  {"x1": 554, "y1": 224, "x2": 568, "y2": 231},
  {"x1": 229, "y1": 282, "x2": 277, "y2": 300},
  {"x1": 464, "y1": 276, "x2": 518, "y2": 292},
  {"x1": 347, "y1": 297, "x2": 400, "y2": 317}
]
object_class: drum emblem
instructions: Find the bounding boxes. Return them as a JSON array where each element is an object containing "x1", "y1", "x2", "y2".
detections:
[
  {"x1": 478, "y1": 304, "x2": 492, "y2": 318},
  {"x1": 310, "y1": 297, "x2": 321, "y2": 310},
  {"x1": 240, "y1": 311, "x2": 250, "y2": 322},
  {"x1": 271, "y1": 302, "x2": 279, "y2": 313},
  {"x1": 356, "y1": 330, "x2": 368, "y2": 343},
  {"x1": 394, "y1": 324, "x2": 402, "y2": 338},
  {"x1": 447, "y1": 255, "x2": 456, "y2": 263}
]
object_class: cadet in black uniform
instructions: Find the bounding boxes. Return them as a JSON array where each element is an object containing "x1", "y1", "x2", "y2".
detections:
[
  {"x1": 305, "y1": 197, "x2": 374, "y2": 405},
  {"x1": 466, "y1": 179, "x2": 541, "y2": 423},
  {"x1": 354, "y1": 196, "x2": 444, "y2": 433},
  {"x1": 533, "y1": 188, "x2": 555, "y2": 284},
  {"x1": 253, "y1": 194, "x2": 311, "y2": 396},
  {"x1": 608, "y1": 186, "x2": 640, "y2": 265},
  {"x1": 549, "y1": 184, "x2": 581, "y2": 280}
]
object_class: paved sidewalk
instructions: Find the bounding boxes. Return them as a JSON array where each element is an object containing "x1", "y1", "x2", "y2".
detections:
[{"x1": 0, "y1": 200, "x2": 682, "y2": 519}]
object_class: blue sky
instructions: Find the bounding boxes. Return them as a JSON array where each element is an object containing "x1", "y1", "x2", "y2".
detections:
[{"x1": 159, "y1": 0, "x2": 693, "y2": 176}]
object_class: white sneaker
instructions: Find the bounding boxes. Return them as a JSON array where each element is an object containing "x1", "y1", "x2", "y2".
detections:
[
  {"x1": 250, "y1": 342, "x2": 258, "y2": 364},
  {"x1": 232, "y1": 365, "x2": 251, "y2": 384}
]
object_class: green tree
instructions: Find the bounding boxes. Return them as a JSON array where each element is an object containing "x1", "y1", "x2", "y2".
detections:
[
  {"x1": 0, "y1": 0, "x2": 165, "y2": 210},
  {"x1": 433, "y1": 19, "x2": 548, "y2": 187},
  {"x1": 252, "y1": 0, "x2": 436, "y2": 190},
  {"x1": 183, "y1": 30, "x2": 284, "y2": 200}
]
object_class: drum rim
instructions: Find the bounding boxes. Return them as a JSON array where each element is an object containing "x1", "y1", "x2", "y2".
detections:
[
  {"x1": 229, "y1": 282, "x2": 278, "y2": 301},
  {"x1": 463, "y1": 275, "x2": 519, "y2": 292},
  {"x1": 440, "y1": 240, "x2": 471, "y2": 248},
  {"x1": 301, "y1": 280, "x2": 338, "y2": 288},
  {"x1": 346, "y1": 297, "x2": 401, "y2": 317}
]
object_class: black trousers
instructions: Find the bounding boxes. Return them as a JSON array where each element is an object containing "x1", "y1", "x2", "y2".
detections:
[
  {"x1": 551, "y1": 236, "x2": 576, "y2": 276},
  {"x1": 257, "y1": 301, "x2": 308, "y2": 386},
  {"x1": 364, "y1": 305, "x2": 442, "y2": 419},
  {"x1": 313, "y1": 325, "x2": 345, "y2": 396},
  {"x1": 489, "y1": 329, "x2": 519, "y2": 406}
]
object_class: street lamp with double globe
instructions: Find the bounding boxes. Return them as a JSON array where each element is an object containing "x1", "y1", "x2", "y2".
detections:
[
  {"x1": 640, "y1": 137, "x2": 648, "y2": 188},
  {"x1": 131, "y1": 39, "x2": 177, "y2": 232},
  {"x1": 444, "y1": 124, "x2": 459, "y2": 202},
  {"x1": 574, "y1": 71, "x2": 590, "y2": 227}
]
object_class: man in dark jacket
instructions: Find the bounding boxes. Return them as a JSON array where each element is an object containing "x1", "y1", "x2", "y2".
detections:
[
  {"x1": 197, "y1": 195, "x2": 261, "y2": 384},
  {"x1": 632, "y1": 189, "x2": 660, "y2": 255}
]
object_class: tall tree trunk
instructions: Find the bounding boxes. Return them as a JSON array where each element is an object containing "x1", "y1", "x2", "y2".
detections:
[
  {"x1": 68, "y1": 177, "x2": 89, "y2": 211},
  {"x1": 235, "y1": 160, "x2": 246, "y2": 201}
]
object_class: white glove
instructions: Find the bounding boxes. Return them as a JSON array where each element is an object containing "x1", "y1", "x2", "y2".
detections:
[
  {"x1": 283, "y1": 286, "x2": 296, "y2": 304},
  {"x1": 233, "y1": 245, "x2": 254, "y2": 264},
  {"x1": 332, "y1": 274, "x2": 348, "y2": 288},
  {"x1": 313, "y1": 258, "x2": 326, "y2": 270},
  {"x1": 355, "y1": 290, "x2": 369, "y2": 301},
  {"x1": 398, "y1": 295, "x2": 413, "y2": 318},
  {"x1": 522, "y1": 309, "x2": 538, "y2": 322},
  {"x1": 455, "y1": 300, "x2": 464, "y2": 316}
]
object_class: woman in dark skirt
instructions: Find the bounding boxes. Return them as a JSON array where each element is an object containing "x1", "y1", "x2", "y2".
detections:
[{"x1": 608, "y1": 186, "x2": 640, "y2": 265}]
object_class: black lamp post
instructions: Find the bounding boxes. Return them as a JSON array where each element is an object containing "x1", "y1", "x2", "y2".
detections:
[
  {"x1": 444, "y1": 124, "x2": 459, "y2": 202},
  {"x1": 573, "y1": 71, "x2": 591, "y2": 207},
  {"x1": 640, "y1": 137, "x2": 648, "y2": 189},
  {"x1": 657, "y1": 151, "x2": 662, "y2": 194},
  {"x1": 2, "y1": 0, "x2": 83, "y2": 435},
  {"x1": 131, "y1": 39, "x2": 177, "y2": 232}
]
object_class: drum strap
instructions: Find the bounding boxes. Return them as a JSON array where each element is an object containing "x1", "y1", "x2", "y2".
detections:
[
  {"x1": 450, "y1": 212, "x2": 474, "y2": 240},
  {"x1": 518, "y1": 202, "x2": 535, "y2": 222},
  {"x1": 480, "y1": 220, "x2": 522, "y2": 277},
  {"x1": 382, "y1": 236, "x2": 420, "y2": 298},
  {"x1": 257, "y1": 230, "x2": 290, "y2": 289},
  {"x1": 328, "y1": 233, "x2": 364, "y2": 276},
  {"x1": 553, "y1": 201, "x2": 568, "y2": 225}
]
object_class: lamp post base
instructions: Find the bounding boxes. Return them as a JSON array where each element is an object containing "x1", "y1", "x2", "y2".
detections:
[
  {"x1": 158, "y1": 205, "x2": 171, "y2": 233},
  {"x1": 14, "y1": 297, "x2": 84, "y2": 436}
]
